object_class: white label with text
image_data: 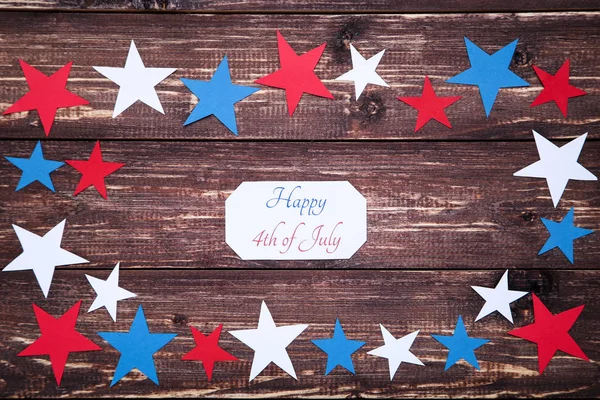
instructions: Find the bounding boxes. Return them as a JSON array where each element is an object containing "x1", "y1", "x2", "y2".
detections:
[{"x1": 225, "y1": 181, "x2": 367, "y2": 260}]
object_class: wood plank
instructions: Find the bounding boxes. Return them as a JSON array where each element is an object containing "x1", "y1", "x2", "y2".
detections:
[
  {"x1": 1, "y1": 140, "x2": 598, "y2": 270},
  {"x1": 0, "y1": 0, "x2": 599, "y2": 12},
  {"x1": 0, "y1": 12, "x2": 599, "y2": 140},
  {"x1": 0, "y1": 269, "x2": 598, "y2": 397}
]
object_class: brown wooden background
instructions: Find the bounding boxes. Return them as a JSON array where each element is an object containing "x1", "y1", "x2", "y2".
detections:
[{"x1": 0, "y1": 1, "x2": 599, "y2": 398}]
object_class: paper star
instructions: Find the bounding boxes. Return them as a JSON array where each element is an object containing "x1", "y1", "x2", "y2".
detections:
[
  {"x1": 66, "y1": 141, "x2": 125, "y2": 199},
  {"x1": 85, "y1": 262, "x2": 136, "y2": 322},
  {"x1": 229, "y1": 301, "x2": 308, "y2": 381},
  {"x1": 3, "y1": 60, "x2": 89, "y2": 135},
  {"x1": 255, "y1": 31, "x2": 334, "y2": 116},
  {"x1": 18, "y1": 301, "x2": 101, "y2": 385},
  {"x1": 182, "y1": 324, "x2": 238, "y2": 381},
  {"x1": 3, "y1": 219, "x2": 88, "y2": 297},
  {"x1": 5, "y1": 141, "x2": 64, "y2": 192},
  {"x1": 93, "y1": 40, "x2": 176, "y2": 117},
  {"x1": 367, "y1": 325, "x2": 424, "y2": 380},
  {"x1": 398, "y1": 76, "x2": 462, "y2": 132},
  {"x1": 539, "y1": 207, "x2": 593, "y2": 264},
  {"x1": 514, "y1": 131, "x2": 596, "y2": 207},
  {"x1": 446, "y1": 37, "x2": 529, "y2": 117},
  {"x1": 508, "y1": 294, "x2": 588, "y2": 374},
  {"x1": 181, "y1": 56, "x2": 259, "y2": 135},
  {"x1": 531, "y1": 59, "x2": 587, "y2": 117},
  {"x1": 432, "y1": 316, "x2": 490, "y2": 371},
  {"x1": 335, "y1": 44, "x2": 388, "y2": 100},
  {"x1": 98, "y1": 305, "x2": 177, "y2": 386},
  {"x1": 312, "y1": 318, "x2": 365, "y2": 375},
  {"x1": 472, "y1": 270, "x2": 528, "y2": 323}
]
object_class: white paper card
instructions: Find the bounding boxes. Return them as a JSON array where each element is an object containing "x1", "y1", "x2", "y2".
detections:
[{"x1": 226, "y1": 181, "x2": 367, "y2": 260}]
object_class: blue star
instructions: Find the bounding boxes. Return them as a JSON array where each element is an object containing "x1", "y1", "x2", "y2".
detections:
[
  {"x1": 539, "y1": 207, "x2": 593, "y2": 264},
  {"x1": 5, "y1": 141, "x2": 64, "y2": 192},
  {"x1": 432, "y1": 315, "x2": 489, "y2": 371},
  {"x1": 181, "y1": 56, "x2": 259, "y2": 136},
  {"x1": 446, "y1": 37, "x2": 529, "y2": 117},
  {"x1": 98, "y1": 305, "x2": 177, "y2": 386},
  {"x1": 312, "y1": 318, "x2": 365, "y2": 375}
]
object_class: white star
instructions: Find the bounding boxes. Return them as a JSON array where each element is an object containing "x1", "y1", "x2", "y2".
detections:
[
  {"x1": 2, "y1": 219, "x2": 88, "y2": 298},
  {"x1": 472, "y1": 269, "x2": 528, "y2": 323},
  {"x1": 335, "y1": 44, "x2": 389, "y2": 100},
  {"x1": 85, "y1": 262, "x2": 136, "y2": 322},
  {"x1": 229, "y1": 301, "x2": 308, "y2": 381},
  {"x1": 94, "y1": 40, "x2": 177, "y2": 117},
  {"x1": 514, "y1": 131, "x2": 597, "y2": 207},
  {"x1": 367, "y1": 325, "x2": 424, "y2": 380}
]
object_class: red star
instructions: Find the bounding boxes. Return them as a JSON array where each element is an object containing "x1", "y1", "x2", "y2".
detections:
[
  {"x1": 255, "y1": 31, "x2": 334, "y2": 116},
  {"x1": 181, "y1": 324, "x2": 237, "y2": 380},
  {"x1": 66, "y1": 141, "x2": 124, "y2": 199},
  {"x1": 3, "y1": 60, "x2": 89, "y2": 136},
  {"x1": 530, "y1": 59, "x2": 587, "y2": 117},
  {"x1": 18, "y1": 301, "x2": 101, "y2": 385},
  {"x1": 508, "y1": 294, "x2": 588, "y2": 374},
  {"x1": 398, "y1": 76, "x2": 462, "y2": 132}
]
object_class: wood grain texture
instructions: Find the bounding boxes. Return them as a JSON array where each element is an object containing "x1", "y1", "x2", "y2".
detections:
[
  {"x1": 0, "y1": 12, "x2": 599, "y2": 140},
  {"x1": 0, "y1": 269, "x2": 598, "y2": 398},
  {"x1": 1, "y1": 5, "x2": 599, "y2": 398},
  {"x1": 0, "y1": 0, "x2": 599, "y2": 12},
  {"x1": 1, "y1": 140, "x2": 598, "y2": 270}
]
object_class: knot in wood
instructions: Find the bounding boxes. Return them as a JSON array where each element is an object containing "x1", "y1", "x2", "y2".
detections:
[
  {"x1": 358, "y1": 93, "x2": 385, "y2": 123},
  {"x1": 332, "y1": 18, "x2": 366, "y2": 63},
  {"x1": 528, "y1": 271, "x2": 554, "y2": 297},
  {"x1": 172, "y1": 314, "x2": 188, "y2": 325},
  {"x1": 512, "y1": 48, "x2": 532, "y2": 67},
  {"x1": 521, "y1": 211, "x2": 537, "y2": 222},
  {"x1": 338, "y1": 18, "x2": 364, "y2": 46}
]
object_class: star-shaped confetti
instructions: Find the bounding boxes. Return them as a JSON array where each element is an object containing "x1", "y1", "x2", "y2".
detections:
[
  {"x1": 432, "y1": 315, "x2": 490, "y2": 371},
  {"x1": 93, "y1": 40, "x2": 176, "y2": 117},
  {"x1": 312, "y1": 318, "x2": 366, "y2": 375},
  {"x1": 446, "y1": 37, "x2": 529, "y2": 117},
  {"x1": 85, "y1": 262, "x2": 136, "y2": 322},
  {"x1": 2, "y1": 219, "x2": 88, "y2": 297},
  {"x1": 98, "y1": 305, "x2": 177, "y2": 386},
  {"x1": 255, "y1": 31, "x2": 334, "y2": 116},
  {"x1": 181, "y1": 56, "x2": 259, "y2": 135},
  {"x1": 5, "y1": 141, "x2": 64, "y2": 192},
  {"x1": 18, "y1": 301, "x2": 101, "y2": 385},
  {"x1": 514, "y1": 131, "x2": 596, "y2": 207},
  {"x1": 66, "y1": 141, "x2": 125, "y2": 199},
  {"x1": 182, "y1": 324, "x2": 238, "y2": 381},
  {"x1": 539, "y1": 207, "x2": 593, "y2": 263},
  {"x1": 398, "y1": 76, "x2": 462, "y2": 132},
  {"x1": 3, "y1": 60, "x2": 88, "y2": 136},
  {"x1": 335, "y1": 44, "x2": 388, "y2": 100},
  {"x1": 531, "y1": 59, "x2": 587, "y2": 117},
  {"x1": 508, "y1": 294, "x2": 588, "y2": 374},
  {"x1": 367, "y1": 325, "x2": 424, "y2": 380},
  {"x1": 229, "y1": 301, "x2": 308, "y2": 381},
  {"x1": 472, "y1": 270, "x2": 528, "y2": 323}
]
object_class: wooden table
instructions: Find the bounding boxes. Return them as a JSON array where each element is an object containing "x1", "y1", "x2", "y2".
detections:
[{"x1": 0, "y1": 0, "x2": 599, "y2": 397}]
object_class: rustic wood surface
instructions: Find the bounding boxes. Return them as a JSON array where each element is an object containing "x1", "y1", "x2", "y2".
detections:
[
  {"x1": 1, "y1": 140, "x2": 599, "y2": 271},
  {"x1": 0, "y1": 0, "x2": 599, "y2": 12},
  {"x1": 0, "y1": 0, "x2": 599, "y2": 398},
  {"x1": 0, "y1": 269, "x2": 598, "y2": 398},
  {"x1": 0, "y1": 12, "x2": 600, "y2": 141}
]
